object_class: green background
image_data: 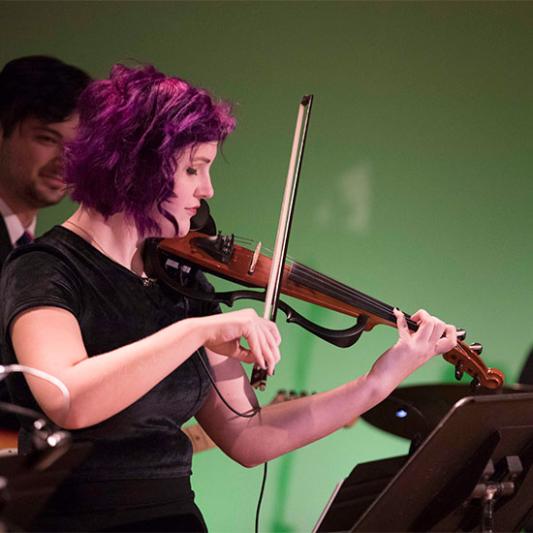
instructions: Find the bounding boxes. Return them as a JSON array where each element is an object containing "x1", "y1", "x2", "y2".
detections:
[{"x1": 1, "y1": 1, "x2": 532, "y2": 531}]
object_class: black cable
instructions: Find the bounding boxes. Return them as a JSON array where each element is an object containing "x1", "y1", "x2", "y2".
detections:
[
  {"x1": 255, "y1": 462, "x2": 268, "y2": 533},
  {"x1": 0, "y1": 400, "x2": 44, "y2": 422},
  {"x1": 196, "y1": 353, "x2": 268, "y2": 532},
  {"x1": 197, "y1": 353, "x2": 259, "y2": 418}
]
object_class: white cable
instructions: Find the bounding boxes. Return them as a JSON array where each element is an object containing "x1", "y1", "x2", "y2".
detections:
[{"x1": 0, "y1": 364, "x2": 70, "y2": 421}]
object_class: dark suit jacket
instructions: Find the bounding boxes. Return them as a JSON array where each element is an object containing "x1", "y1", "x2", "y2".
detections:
[
  {"x1": 0, "y1": 215, "x2": 20, "y2": 430},
  {"x1": 0, "y1": 215, "x2": 13, "y2": 270}
]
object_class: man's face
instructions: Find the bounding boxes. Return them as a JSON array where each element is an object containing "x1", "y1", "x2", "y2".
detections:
[{"x1": 0, "y1": 114, "x2": 79, "y2": 211}]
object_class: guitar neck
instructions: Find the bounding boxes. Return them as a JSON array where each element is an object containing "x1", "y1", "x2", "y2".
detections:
[{"x1": 183, "y1": 423, "x2": 216, "y2": 454}]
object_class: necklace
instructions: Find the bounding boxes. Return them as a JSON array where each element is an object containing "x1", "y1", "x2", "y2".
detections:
[
  {"x1": 63, "y1": 219, "x2": 155, "y2": 286},
  {"x1": 64, "y1": 219, "x2": 109, "y2": 256}
]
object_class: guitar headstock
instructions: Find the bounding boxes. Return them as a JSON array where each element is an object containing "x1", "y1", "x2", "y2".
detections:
[
  {"x1": 269, "y1": 389, "x2": 313, "y2": 406},
  {"x1": 268, "y1": 389, "x2": 357, "y2": 429}
]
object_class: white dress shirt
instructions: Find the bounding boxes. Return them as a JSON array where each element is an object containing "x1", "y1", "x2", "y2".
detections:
[{"x1": 0, "y1": 196, "x2": 37, "y2": 246}]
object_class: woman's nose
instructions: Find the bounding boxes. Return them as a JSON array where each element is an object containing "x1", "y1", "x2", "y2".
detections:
[{"x1": 198, "y1": 175, "x2": 214, "y2": 199}]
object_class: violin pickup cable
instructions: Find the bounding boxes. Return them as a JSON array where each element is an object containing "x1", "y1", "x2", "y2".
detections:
[{"x1": 0, "y1": 364, "x2": 72, "y2": 470}]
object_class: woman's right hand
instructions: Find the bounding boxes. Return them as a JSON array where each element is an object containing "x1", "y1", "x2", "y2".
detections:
[{"x1": 198, "y1": 309, "x2": 281, "y2": 376}]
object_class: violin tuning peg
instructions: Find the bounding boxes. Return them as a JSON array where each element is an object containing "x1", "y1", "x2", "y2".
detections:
[
  {"x1": 469, "y1": 343, "x2": 483, "y2": 355},
  {"x1": 455, "y1": 361, "x2": 464, "y2": 381},
  {"x1": 470, "y1": 376, "x2": 481, "y2": 391},
  {"x1": 457, "y1": 329, "x2": 467, "y2": 341}
]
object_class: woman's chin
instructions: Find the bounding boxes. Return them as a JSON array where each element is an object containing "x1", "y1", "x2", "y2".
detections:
[{"x1": 176, "y1": 221, "x2": 191, "y2": 238}]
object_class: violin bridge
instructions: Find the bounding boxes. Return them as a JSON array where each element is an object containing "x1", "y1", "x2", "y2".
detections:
[{"x1": 248, "y1": 241, "x2": 262, "y2": 274}]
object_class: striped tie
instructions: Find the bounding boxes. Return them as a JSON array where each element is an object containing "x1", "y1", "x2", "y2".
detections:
[{"x1": 15, "y1": 231, "x2": 33, "y2": 247}]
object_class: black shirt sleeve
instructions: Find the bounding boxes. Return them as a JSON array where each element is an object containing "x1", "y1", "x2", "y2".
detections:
[{"x1": 0, "y1": 245, "x2": 82, "y2": 350}]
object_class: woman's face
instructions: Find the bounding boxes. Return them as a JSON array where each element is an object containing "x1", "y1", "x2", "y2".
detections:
[{"x1": 163, "y1": 141, "x2": 217, "y2": 238}]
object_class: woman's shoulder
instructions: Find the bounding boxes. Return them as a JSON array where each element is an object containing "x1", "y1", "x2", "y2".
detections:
[
  {"x1": 0, "y1": 228, "x2": 83, "y2": 326},
  {"x1": 2, "y1": 227, "x2": 77, "y2": 277},
  {"x1": 0, "y1": 226, "x2": 87, "y2": 303}
]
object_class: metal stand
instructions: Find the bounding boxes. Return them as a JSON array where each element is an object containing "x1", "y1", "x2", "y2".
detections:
[
  {"x1": 315, "y1": 392, "x2": 533, "y2": 532},
  {"x1": 0, "y1": 401, "x2": 90, "y2": 531},
  {"x1": 468, "y1": 457, "x2": 522, "y2": 533},
  {"x1": 0, "y1": 443, "x2": 91, "y2": 531}
]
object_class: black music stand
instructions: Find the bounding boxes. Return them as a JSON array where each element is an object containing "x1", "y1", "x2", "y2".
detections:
[{"x1": 315, "y1": 392, "x2": 533, "y2": 532}]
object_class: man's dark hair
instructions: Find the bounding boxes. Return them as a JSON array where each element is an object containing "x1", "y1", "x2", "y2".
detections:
[{"x1": 0, "y1": 55, "x2": 91, "y2": 137}]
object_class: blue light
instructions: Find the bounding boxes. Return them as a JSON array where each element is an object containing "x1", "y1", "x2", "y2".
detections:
[{"x1": 395, "y1": 408, "x2": 408, "y2": 419}]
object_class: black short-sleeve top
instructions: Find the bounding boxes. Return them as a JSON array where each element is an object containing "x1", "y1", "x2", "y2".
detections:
[{"x1": 0, "y1": 226, "x2": 219, "y2": 482}]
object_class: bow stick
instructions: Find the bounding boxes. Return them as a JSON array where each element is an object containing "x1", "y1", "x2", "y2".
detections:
[{"x1": 250, "y1": 95, "x2": 314, "y2": 390}]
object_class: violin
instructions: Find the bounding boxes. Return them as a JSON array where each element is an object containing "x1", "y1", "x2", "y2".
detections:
[{"x1": 143, "y1": 218, "x2": 505, "y2": 391}]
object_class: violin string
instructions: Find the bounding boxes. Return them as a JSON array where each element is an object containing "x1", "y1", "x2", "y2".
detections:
[
  {"x1": 234, "y1": 236, "x2": 298, "y2": 263},
  {"x1": 294, "y1": 262, "x2": 391, "y2": 310},
  {"x1": 234, "y1": 236, "x2": 407, "y2": 323},
  {"x1": 233, "y1": 237, "x2": 387, "y2": 315},
  {"x1": 292, "y1": 264, "x2": 403, "y2": 323},
  {"x1": 290, "y1": 269, "x2": 391, "y2": 319},
  {"x1": 232, "y1": 236, "x2": 416, "y2": 329},
  {"x1": 288, "y1": 262, "x2": 418, "y2": 330},
  {"x1": 234, "y1": 235, "x2": 255, "y2": 245}
]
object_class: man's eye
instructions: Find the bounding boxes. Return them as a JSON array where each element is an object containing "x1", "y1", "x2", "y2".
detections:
[
  {"x1": 186, "y1": 167, "x2": 198, "y2": 176},
  {"x1": 36, "y1": 135, "x2": 57, "y2": 144}
]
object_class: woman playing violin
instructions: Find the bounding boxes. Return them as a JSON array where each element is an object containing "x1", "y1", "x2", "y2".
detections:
[{"x1": 0, "y1": 64, "x2": 457, "y2": 532}]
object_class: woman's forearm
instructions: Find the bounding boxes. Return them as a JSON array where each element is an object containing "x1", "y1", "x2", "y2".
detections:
[
  {"x1": 12, "y1": 309, "x2": 207, "y2": 429},
  {"x1": 208, "y1": 372, "x2": 387, "y2": 468},
  {"x1": 246, "y1": 378, "x2": 379, "y2": 467}
]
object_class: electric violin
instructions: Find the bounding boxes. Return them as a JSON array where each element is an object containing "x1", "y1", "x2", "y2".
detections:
[{"x1": 143, "y1": 220, "x2": 504, "y2": 391}]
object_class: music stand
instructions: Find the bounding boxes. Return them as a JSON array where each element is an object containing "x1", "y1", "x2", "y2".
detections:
[{"x1": 315, "y1": 392, "x2": 533, "y2": 532}]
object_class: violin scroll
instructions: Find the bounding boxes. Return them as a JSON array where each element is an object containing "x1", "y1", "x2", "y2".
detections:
[{"x1": 445, "y1": 342, "x2": 504, "y2": 390}]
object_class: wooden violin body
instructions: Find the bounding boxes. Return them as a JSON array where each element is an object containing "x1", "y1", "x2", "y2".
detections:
[{"x1": 144, "y1": 230, "x2": 504, "y2": 391}]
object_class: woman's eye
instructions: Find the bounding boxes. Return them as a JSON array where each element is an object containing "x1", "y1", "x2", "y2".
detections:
[{"x1": 186, "y1": 167, "x2": 198, "y2": 176}]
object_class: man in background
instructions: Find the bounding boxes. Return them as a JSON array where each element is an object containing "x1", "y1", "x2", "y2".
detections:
[
  {"x1": 0, "y1": 55, "x2": 91, "y2": 265},
  {"x1": 0, "y1": 55, "x2": 91, "y2": 433}
]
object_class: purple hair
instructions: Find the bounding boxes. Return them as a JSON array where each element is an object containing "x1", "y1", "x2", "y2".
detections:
[{"x1": 65, "y1": 64, "x2": 236, "y2": 235}]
